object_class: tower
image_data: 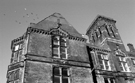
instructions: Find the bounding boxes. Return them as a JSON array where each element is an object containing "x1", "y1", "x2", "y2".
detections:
[
  {"x1": 6, "y1": 13, "x2": 93, "y2": 83},
  {"x1": 86, "y1": 15, "x2": 124, "y2": 50},
  {"x1": 86, "y1": 15, "x2": 134, "y2": 83}
]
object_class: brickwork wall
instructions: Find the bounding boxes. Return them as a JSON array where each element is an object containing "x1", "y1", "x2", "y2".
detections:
[
  {"x1": 24, "y1": 61, "x2": 52, "y2": 83},
  {"x1": 28, "y1": 33, "x2": 52, "y2": 57},
  {"x1": 70, "y1": 67, "x2": 93, "y2": 83},
  {"x1": 68, "y1": 39, "x2": 89, "y2": 62}
]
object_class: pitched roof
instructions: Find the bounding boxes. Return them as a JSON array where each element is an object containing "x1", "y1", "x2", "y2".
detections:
[{"x1": 30, "y1": 13, "x2": 82, "y2": 38}]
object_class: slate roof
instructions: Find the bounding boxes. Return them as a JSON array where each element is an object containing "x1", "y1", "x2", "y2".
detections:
[{"x1": 30, "y1": 13, "x2": 82, "y2": 38}]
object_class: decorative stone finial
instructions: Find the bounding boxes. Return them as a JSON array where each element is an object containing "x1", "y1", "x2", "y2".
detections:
[{"x1": 127, "y1": 43, "x2": 135, "y2": 52}]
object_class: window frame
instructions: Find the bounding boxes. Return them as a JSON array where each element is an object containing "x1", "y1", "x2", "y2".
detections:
[
  {"x1": 132, "y1": 58, "x2": 135, "y2": 65},
  {"x1": 11, "y1": 43, "x2": 23, "y2": 64},
  {"x1": 53, "y1": 67, "x2": 70, "y2": 83},
  {"x1": 104, "y1": 78, "x2": 115, "y2": 83},
  {"x1": 105, "y1": 25, "x2": 111, "y2": 37},
  {"x1": 52, "y1": 35, "x2": 68, "y2": 59},
  {"x1": 109, "y1": 25, "x2": 116, "y2": 38},
  {"x1": 97, "y1": 52, "x2": 111, "y2": 71},
  {"x1": 7, "y1": 68, "x2": 20, "y2": 83},
  {"x1": 117, "y1": 55, "x2": 130, "y2": 72}
]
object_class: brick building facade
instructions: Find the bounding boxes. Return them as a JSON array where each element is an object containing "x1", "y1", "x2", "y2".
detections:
[{"x1": 6, "y1": 13, "x2": 135, "y2": 83}]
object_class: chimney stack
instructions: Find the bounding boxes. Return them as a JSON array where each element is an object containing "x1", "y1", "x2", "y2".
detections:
[{"x1": 127, "y1": 43, "x2": 135, "y2": 52}]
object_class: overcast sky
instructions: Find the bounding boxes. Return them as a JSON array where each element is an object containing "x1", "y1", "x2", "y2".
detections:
[{"x1": 0, "y1": 0, "x2": 135, "y2": 82}]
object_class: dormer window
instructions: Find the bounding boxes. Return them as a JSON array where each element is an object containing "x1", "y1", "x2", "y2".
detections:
[
  {"x1": 52, "y1": 35, "x2": 68, "y2": 59},
  {"x1": 97, "y1": 52, "x2": 111, "y2": 71},
  {"x1": 116, "y1": 53, "x2": 130, "y2": 72},
  {"x1": 118, "y1": 56, "x2": 128, "y2": 72}
]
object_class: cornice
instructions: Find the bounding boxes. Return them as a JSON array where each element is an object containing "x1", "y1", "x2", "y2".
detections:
[{"x1": 26, "y1": 27, "x2": 87, "y2": 42}]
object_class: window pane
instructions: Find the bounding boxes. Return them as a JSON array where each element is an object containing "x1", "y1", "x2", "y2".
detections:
[
  {"x1": 123, "y1": 63, "x2": 127, "y2": 71},
  {"x1": 14, "y1": 69, "x2": 19, "y2": 80},
  {"x1": 110, "y1": 78, "x2": 115, "y2": 83},
  {"x1": 53, "y1": 36, "x2": 60, "y2": 45},
  {"x1": 14, "y1": 80, "x2": 19, "y2": 83},
  {"x1": 62, "y1": 77, "x2": 68, "y2": 83},
  {"x1": 119, "y1": 57, "x2": 122, "y2": 61},
  {"x1": 54, "y1": 76, "x2": 60, "y2": 83},
  {"x1": 133, "y1": 59, "x2": 135, "y2": 64},
  {"x1": 9, "y1": 82, "x2": 14, "y2": 83},
  {"x1": 92, "y1": 35, "x2": 95, "y2": 42},
  {"x1": 104, "y1": 61, "x2": 108, "y2": 65},
  {"x1": 19, "y1": 44, "x2": 23, "y2": 49},
  {"x1": 15, "y1": 45, "x2": 19, "y2": 51},
  {"x1": 100, "y1": 64, "x2": 104, "y2": 69},
  {"x1": 120, "y1": 66, "x2": 124, "y2": 71},
  {"x1": 61, "y1": 42, "x2": 66, "y2": 47},
  {"x1": 18, "y1": 50, "x2": 22, "y2": 62},
  {"x1": 96, "y1": 29, "x2": 100, "y2": 37},
  {"x1": 53, "y1": 48, "x2": 59, "y2": 57},
  {"x1": 11, "y1": 71, "x2": 14, "y2": 81},
  {"x1": 121, "y1": 57, "x2": 124, "y2": 61},
  {"x1": 106, "y1": 66, "x2": 109, "y2": 70},
  {"x1": 62, "y1": 68, "x2": 68, "y2": 76},
  {"x1": 53, "y1": 40, "x2": 59, "y2": 45},
  {"x1": 53, "y1": 36, "x2": 60, "y2": 40},
  {"x1": 8, "y1": 72, "x2": 12, "y2": 82},
  {"x1": 98, "y1": 28, "x2": 102, "y2": 35},
  {"x1": 105, "y1": 25, "x2": 110, "y2": 36},
  {"x1": 60, "y1": 47, "x2": 66, "y2": 53},
  {"x1": 19, "y1": 50, "x2": 22, "y2": 56},
  {"x1": 10, "y1": 58, "x2": 13, "y2": 63},
  {"x1": 54, "y1": 67, "x2": 60, "y2": 75},
  {"x1": 99, "y1": 60, "x2": 103, "y2": 63},
  {"x1": 98, "y1": 54, "x2": 102, "y2": 59},
  {"x1": 61, "y1": 37, "x2": 66, "y2": 42},
  {"x1": 61, "y1": 53, "x2": 66, "y2": 59},
  {"x1": 104, "y1": 55, "x2": 108, "y2": 60},
  {"x1": 13, "y1": 52, "x2": 18, "y2": 63},
  {"x1": 104, "y1": 78, "x2": 109, "y2": 83}
]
